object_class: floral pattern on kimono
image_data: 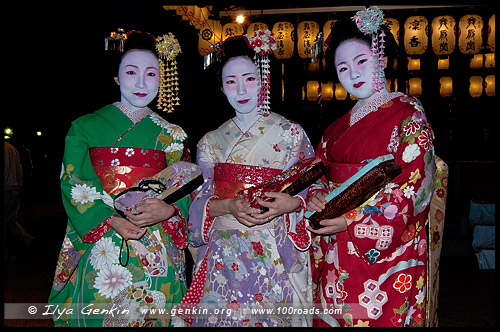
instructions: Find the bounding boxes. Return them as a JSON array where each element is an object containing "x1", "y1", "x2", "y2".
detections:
[
  {"x1": 182, "y1": 112, "x2": 315, "y2": 327},
  {"x1": 48, "y1": 104, "x2": 190, "y2": 327},
  {"x1": 310, "y1": 94, "x2": 435, "y2": 327}
]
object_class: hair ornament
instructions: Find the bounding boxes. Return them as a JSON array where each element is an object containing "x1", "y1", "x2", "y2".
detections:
[
  {"x1": 203, "y1": 42, "x2": 222, "y2": 70},
  {"x1": 352, "y1": 6, "x2": 387, "y2": 92},
  {"x1": 248, "y1": 29, "x2": 276, "y2": 115},
  {"x1": 104, "y1": 28, "x2": 128, "y2": 52},
  {"x1": 156, "y1": 33, "x2": 182, "y2": 113}
]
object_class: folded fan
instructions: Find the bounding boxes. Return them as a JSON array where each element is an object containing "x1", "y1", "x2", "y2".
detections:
[
  {"x1": 305, "y1": 154, "x2": 402, "y2": 229},
  {"x1": 237, "y1": 157, "x2": 327, "y2": 212}
]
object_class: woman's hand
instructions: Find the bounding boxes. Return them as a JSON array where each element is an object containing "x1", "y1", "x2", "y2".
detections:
[
  {"x1": 305, "y1": 190, "x2": 347, "y2": 235},
  {"x1": 125, "y1": 198, "x2": 177, "y2": 228},
  {"x1": 251, "y1": 192, "x2": 302, "y2": 222},
  {"x1": 209, "y1": 197, "x2": 265, "y2": 228},
  {"x1": 108, "y1": 216, "x2": 147, "y2": 240},
  {"x1": 306, "y1": 216, "x2": 347, "y2": 235},
  {"x1": 306, "y1": 190, "x2": 328, "y2": 212}
]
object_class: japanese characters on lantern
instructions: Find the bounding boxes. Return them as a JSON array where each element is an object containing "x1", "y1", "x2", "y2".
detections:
[
  {"x1": 385, "y1": 18, "x2": 400, "y2": 46},
  {"x1": 222, "y1": 22, "x2": 244, "y2": 41},
  {"x1": 432, "y1": 15, "x2": 456, "y2": 55},
  {"x1": 272, "y1": 22, "x2": 295, "y2": 59},
  {"x1": 459, "y1": 14, "x2": 484, "y2": 54},
  {"x1": 297, "y1": 21, "x2": 319, "y2": 59},
  {"x1": 247, "y1": 23, "x2": 269, "y2": 37},
  {"x1": 404, "y1": 16, "x2": 429, "y2": 55}
]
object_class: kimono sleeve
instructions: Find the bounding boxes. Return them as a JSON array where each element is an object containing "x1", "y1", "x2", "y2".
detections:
[
  {"x1": 344, "y1": 99, "x2": 435, "y2": 264},
  {"x1": 283, "y1": 122, "x2": 316, "y2": 250},
  {"x1": 188, "y1": 134, "x2": 218, "y2": 248},
  {"x1": 60, "y1": 122, "x2": 118, "y2": 244}
]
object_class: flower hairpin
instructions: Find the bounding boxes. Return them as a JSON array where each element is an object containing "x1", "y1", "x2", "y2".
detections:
[
  {"x1": 156, "y1": 33, "x2": 182, "y2": 113},
  {"x1": 353, "y1": 6, "x2": 387, "y2": 92},
  {"x1": 247, "y1": 30, "x2": 276, "y2": 114}
]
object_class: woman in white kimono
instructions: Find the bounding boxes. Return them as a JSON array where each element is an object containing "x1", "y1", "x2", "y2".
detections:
[{"x1": 177, "y1": 33, "x2": 314, "y2": 327}]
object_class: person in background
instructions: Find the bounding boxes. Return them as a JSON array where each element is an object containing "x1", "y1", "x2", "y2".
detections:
[
  {"x1": 306, "y1": 7, "x2": 435, "y2": 327},
  {"x1": 4, "y1": 140, "x2": 34, "y2": 258},
  {"x1": 48, "y1": 31, "x2": 191, "y2": 327},
  {"x1": 178, "y1": 33, "x2": 314, "y2": 327}
]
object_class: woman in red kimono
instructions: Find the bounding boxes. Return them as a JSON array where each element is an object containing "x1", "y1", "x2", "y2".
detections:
[{"x1": 306, "y1": 7, "x2": 435, "y2": 327}]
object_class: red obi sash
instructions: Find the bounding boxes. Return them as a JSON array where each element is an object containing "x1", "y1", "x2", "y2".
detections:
[
  {"x1": 213, "y1": 163, "x2": 281, "y2": 199},
  {"x1": 90, "y1": 147, "x2": 166, "y2": 195},
  {"x1": 327, "y1": 162, "x2": 365, "y2": 184}
]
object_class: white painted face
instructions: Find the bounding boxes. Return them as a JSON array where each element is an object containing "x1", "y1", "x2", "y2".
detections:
[
  {"x1": 221, "y1": 56, "x2": 261, "y2": 115},
  {"x1": 116, "y1": 50, "x2": 160, "y2": 111},
  {"x1": 335, "y1": 39, "x2": 381, "y2": 100}
]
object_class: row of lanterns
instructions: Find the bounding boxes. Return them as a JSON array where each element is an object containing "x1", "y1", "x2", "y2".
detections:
[
  {"x1": 182, "y1": 9, "x2": 495, "y2": 58},
  {"x1": 304, "y1": 74, "x2": 495, "y2": 100}
]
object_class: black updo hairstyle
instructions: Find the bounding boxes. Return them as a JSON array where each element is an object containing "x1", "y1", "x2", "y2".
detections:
[
  {"x1": 214, "y1": 35, "x2": 256, "y2": 88},
  {"x1": 326, "y1": 18, "x2": 399, "y2": 82},
  {"x1": 112, "y1": 31, "x2": 158, "y2": 76}
]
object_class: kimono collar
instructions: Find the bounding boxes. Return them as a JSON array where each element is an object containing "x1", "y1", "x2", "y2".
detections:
[{"x1": 113, "y1": 102, "x2": 153, "y2": 125}]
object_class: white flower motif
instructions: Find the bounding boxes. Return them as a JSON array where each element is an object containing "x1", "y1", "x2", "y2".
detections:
[
  {"x1": 125, "y1": 148, "x2": 135, "y2": 157},
  {"x1": 110, "y1": 148, "x2": 119, "y2": 154},
  {"x1": 90, "y1": 237, "x2": 120, "y2": 270},
  {"x1": 93, "y1": 263, "x2": 132, "y2": 299},
  {"x1": 150, "y1": 113, "x2": 169, "y2": 128},
  {"x1": 403, "y1": 185, "x2": 416, "y2": 198},
  {"x1": 71, "y1": 184, "x2": 100, "y2": 204},
  {"x1": 111, "y1": 158, "x2": 120, "y2": 166},
  {"x1": 164, "y1": 142, "x2": 184, "y2": 153},
  {"x1": 402, "y1": 144, "x2": 421, "y2": 163},
  {"x1": 165, "y1": 123, "x2": 187, "y2": 141},
  {"x1": 415, "y1": 288, "x2": 425, "y2": 305}
]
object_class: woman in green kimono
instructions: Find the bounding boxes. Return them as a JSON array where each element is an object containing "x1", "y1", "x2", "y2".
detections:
[{"x1": 48, "y1": 31, "x2": 191, "y2": 327}]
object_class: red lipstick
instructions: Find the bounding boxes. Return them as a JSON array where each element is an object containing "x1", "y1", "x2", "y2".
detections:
[
  {"x1": 134, "y1": 93, "x2": 147, "y2": 97},
  {"x1": 237, "y1": 99, "x2": 249, "y2": 104},
  {"x1": 353, "y1": 82, "x2": 365, "y2": 88}
]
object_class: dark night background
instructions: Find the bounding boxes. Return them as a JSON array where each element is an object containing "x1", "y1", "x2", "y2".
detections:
[{"x1": 4, "y1": 0, "x2": 497, "y2": 327}]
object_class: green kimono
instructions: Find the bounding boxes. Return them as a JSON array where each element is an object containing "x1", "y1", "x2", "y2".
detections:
[{"x1": 48, "y1": 104, "x2": 190, "y2": 327}]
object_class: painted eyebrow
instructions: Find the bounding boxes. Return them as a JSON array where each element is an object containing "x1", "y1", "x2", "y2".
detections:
[
  {"x1": 336, "y1": 53, "x2": 369, "y2": 67},
  {"x1": 123, "y1": 64, "x2": 158, "y2": 70}
]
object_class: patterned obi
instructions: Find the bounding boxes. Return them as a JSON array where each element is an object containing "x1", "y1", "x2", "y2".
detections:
[
  {"x1": 213, "y1": 163, "x2": 281, "y2": 199},
  {"x1": 90, "y1": 147, "x2": 166, "y2": 195},
  {"x1": 327, "y1": 161, "x2": 365, "y2": 184}
]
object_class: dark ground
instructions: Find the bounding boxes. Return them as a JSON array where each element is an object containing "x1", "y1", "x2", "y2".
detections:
[{"x1": 3, "y1": 197, "x2": 495, "y2": 328}]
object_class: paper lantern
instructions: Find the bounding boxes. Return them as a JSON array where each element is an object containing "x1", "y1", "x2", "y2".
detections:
[
  {"x1": 198, "y1": 19, "x2": 223, "y2": 56},
  {"x1": 488, "y1": 15, "x2": 495, "y2": 52},
  {"x1": 408, "y1": 58, "x2": 421, "y2": 71},
  {"x1": 485, "y1": 75, "x2": 495, "y2": 96},
  {"x1": 222, "y1": 22, "x2": 244, "y2": 41},
  {"x1": 247, "y1": 23, "x2": 268, "y2": 37},
  {"x1": 404, "y1": 16, "x2": 428, "y2": 55},
  {"x1": 386, "y1": 79, "x2": 398, "y2": 92},
  {"x1": 431, "y1": 15, "x2": 456, "y2": 55},
  {"x1": 470, "y1": 54, "x2": 484, "y2": 68},
  {"x1": 321, "y1": 81, "x2": 334, "y2": 101},
  {"x1": 297, "y1": 21, "x2": 319, "y2": 59},
  {"x1": 459, "y1": 15, "x2": 484, "y2": 54},
  {"x1": 335, "y1": 83, "x2": 347, "y2": 100},
  {"x1": 193, "y1": 6, "x2": 210, "y2": 29},
  {"x1": 176, "y1": 6, "x2": 196, "y2": 22},
  {"x1": 323, "y1": 20, "x2": 336, "y2": 42},
  {"x1": 272, "y1": 22, "x2": 295, "y2": 59},
  {"x1": 438, "y1": 57, "x2": 450, "y2": 70},
  {"x1": 408, "y1": 77, "x2": 422, "y2": 97},
  {"x1": 306, "y1": 81, "x2": 320, "y2": 101},
  {"x1": 439, "y1": 76, "x2": 453, "y2": 97},
  {"x1": 385, "y1": 18, "x2": 400, "y2": 46},
  {"x1": 469, "y1": 76, "x2": 483, "y2": 97},
  {"x1": 485, "y1": 53, "x2": 495, "y2": 68}
]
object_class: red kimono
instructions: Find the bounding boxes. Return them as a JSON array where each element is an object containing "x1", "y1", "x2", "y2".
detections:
[{"x1": 311, "y1": 93, "x2": 435, "y2": 327}]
